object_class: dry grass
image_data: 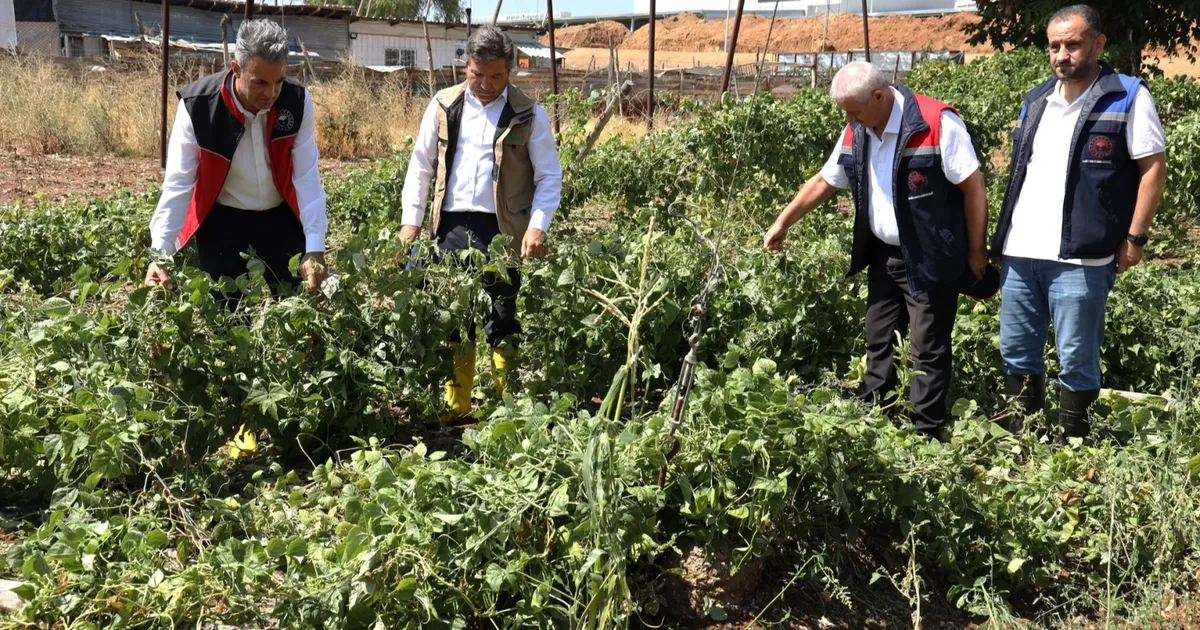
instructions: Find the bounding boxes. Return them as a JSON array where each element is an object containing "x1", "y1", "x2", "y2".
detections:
[
  {"x1": 307, "y1": 67, "x2": 425, "y2": 159},
  {"x1": 0, "y1": 55, "x2": 659, "y2": 162},
  {"x1": 0, "y1": 55, "x2": 170, "y2": 156},
  {"x1": 0, "y1": 55, "x2": 425, "y2": 160}
]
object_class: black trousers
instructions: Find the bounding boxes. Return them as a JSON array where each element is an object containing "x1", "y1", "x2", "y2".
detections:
[
  {"x1": 863, "y1": 245, "x2": 959, "y2": 435},
  {"x1": 194, "y1": 202, "x2": 305, "y2": 289},
  {"x1": 436, "y1": 211, "x2": 521, "y2": 345}
]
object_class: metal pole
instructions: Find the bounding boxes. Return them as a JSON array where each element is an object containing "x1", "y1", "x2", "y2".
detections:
[
  {"x1": 860, "y1": 0, "x2": 871, "y2": 62},
  {"x1": 160, "y1": 0, "x2": 170, "y2": 169},
  {"x1": 720, "y1": 0, "x2": 746, "y2": 97},
  {"x1": 492, "y1": 0, "x2": 503, "y2": 25},
  {"x1": 647, "y1": 0, "x2": 655, "y2": 132},
  {"x1": 221, "y1": 14, "x2": 230, "y2": 67},
  {"x1": 546, "y1": 0, "x2": 560, "y2": 136},
  {"x1": 245, "y1": 0, "x2": 254, "y2": 20},
  {"x1": 466, "y1": 7, "x2": 472, "y2": 39}
]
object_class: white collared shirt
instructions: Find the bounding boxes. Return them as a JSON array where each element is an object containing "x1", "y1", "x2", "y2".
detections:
[
  {"x1": 149, "y1": 78, "x2": 328, "y2": 254},
  {"x1": 1002, "y1": 80, "x2": 1165, "y2": 266},
  {"x1": 819, "y1": 88, "x2": 981, "y2": 246},
  {"x1": 401, "y1": 85, "x2": 563, "y2": 233}
]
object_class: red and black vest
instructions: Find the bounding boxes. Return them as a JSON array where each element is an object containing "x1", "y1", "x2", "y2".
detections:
[
  {"x1": 838, "y1": 84, "x2": 968, "y2": 295},
  {"x1": 175, "y1": 70, "x2": 305, "y2": 248}
]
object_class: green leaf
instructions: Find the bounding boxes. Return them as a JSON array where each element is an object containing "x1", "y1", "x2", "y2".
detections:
[
  {"x1": 342, "y1": 525, "x2": 369, "y2": 563},
  {"x1": 395, "y1": 577, "x2": 418, "y2": 601},
  {"x1": 144, "y1": 529, "x2": 169, "y2": 548},
  {"x1": 485, "y1": 563, "x2": 508, "y2": 592},
  {"x1": 40, "y1": 297, "x2": 71, "y2": 318},
  {"x1": 266, "y1": 538, "x2": 288, "y2": 559},
  {"x1": 433, "y1": 513, "x2": 464, "y2": 524},
  {"x1": 1007, "y1": 557, "x2": 1026, "y2": 574}
]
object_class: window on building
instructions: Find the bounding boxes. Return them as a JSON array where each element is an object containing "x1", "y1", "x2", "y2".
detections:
[
  {"x1": 385, "y1": 48, "x2": 399, "y2": 66},
  {"x1": 65, "y1": 34, "x2": 84, "y2": 58},
  {"x1": 400, "y1": 49, "x2": 416, "y2": 67}
]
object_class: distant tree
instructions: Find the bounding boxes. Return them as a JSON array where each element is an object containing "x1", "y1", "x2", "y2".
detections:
[
  {"x1": 307, "y1": 0, "x2": 464, "y2": 22},
  {"x1": 968, "y1": 0, "x2": 1200, "y2": 75}
]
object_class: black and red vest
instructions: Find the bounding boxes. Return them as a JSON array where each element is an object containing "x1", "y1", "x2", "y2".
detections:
[
  {"x1": 838, "y1": 84, "x2": 968, "y2": 295},
  {"x1": 175, "y1": 70, "x2": 305, "y2": 248}
]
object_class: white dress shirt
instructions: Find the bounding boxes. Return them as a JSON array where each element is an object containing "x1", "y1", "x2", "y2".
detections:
[
  {"x1": 401, "y1": 85, "x2": 563, "y2": 233},
  {"x1": 820, "y1": 88, "x2": 981, "y2": 246},
  {"x1": 1002, "y1": 81, "x2": 1165, "y2": 266},
  {"x1": 149, "y1": 79, "x2": 328, "y2": 255}
]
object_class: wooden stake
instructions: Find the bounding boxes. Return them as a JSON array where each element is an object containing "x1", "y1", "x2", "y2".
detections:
[
  {"x1": 647, "y1": 0, "x2": 656, "y2": 132},
  {"x1": 720, "y1": 0, "x2": 746, "y2": 97},
  {"x1": 159, "y1": 0, "x2": 170, "y2": 169},
  {"x1": 422, "y1": 1, "x2": 435, "y2": 94},
  {"x1": 860, "y1": 0, "x2": 871, "y2": 62},
  {"x1": 546, "y1": 0, "x2": 561, "y2": 137}
]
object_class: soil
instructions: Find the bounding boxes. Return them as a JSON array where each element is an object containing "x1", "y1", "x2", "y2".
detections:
[
  {"x1": 0, "y1": 150, "x2": 376, "y2": 207},
  {"x1": 614, "y1": 12, "x2": 993, "y2": 55},
  {"x1": 542, "y1": 20, "x2": 632, "y2": 49}
]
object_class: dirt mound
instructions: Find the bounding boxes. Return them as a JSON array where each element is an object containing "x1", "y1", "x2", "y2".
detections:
[
  {"x1": 540, "y1": 20, "x2": 630, "y2": 49},
  {"x1": 619, "y1": 12, "x2": 994, "y2": 54}
]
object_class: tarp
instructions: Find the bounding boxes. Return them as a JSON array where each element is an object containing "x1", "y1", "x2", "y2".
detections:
[
  {"x1": 13, "y1": 0, "x2": 53, "y2": 22},
  {"x1": 514, "y1": 42, "x2": 566, "y2": 61}
]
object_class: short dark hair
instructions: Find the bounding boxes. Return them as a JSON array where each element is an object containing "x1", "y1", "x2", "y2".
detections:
[
  {"x1": 466, "y1": 25, "x2": 514, "y2": 70},
  {"x1": 1050, "y1": 4, "x2": 1103, "y2": 36}
]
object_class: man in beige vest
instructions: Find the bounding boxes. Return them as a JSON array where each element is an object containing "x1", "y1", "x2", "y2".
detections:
[{"x1": 400, "y1": 25, "x2": 563, "y2": 418}]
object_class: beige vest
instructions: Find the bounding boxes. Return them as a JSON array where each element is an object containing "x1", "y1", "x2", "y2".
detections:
[{"x1": 429, "y1": 83, "x2": 537, "y2": 247}]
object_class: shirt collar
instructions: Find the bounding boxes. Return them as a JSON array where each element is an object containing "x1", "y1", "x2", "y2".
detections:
[
  {"x1": 1047, "y1": 76, "x2": 1099, "y2": 108},
  {"x1": 466, "y1": 85, "x2": 509, "y2": 108}
]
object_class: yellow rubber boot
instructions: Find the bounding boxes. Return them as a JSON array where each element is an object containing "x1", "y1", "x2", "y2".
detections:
[
  {"x1": 228, "y1": 424, "x2": 258, "y2": 460},
  {"x1": 443, "y1": 344, "x2": 476, "y2": 419},
  {"x1": 491, "y1": 346, "x2": 515, "y2": 392}
]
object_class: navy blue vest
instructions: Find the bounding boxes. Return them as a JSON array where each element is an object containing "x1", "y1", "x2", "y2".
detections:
[
  {"x1": 991, "y1": 64, "x2": 1145, "y2": 259},
  {"x1": 840, "y1": 84, "x2": 969, "y2": 295}
]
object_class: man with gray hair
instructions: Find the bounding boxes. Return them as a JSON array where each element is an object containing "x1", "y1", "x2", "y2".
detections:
[
  {"x1": 146, "y1": 18, "x2": 328, "y2": 299},
  {"x1": 764, "y1": 61, "x2": 990, "y2": 441},
  {"x1": 144, "y1": 19, "x2": 329, "y2": 457},
  {"x1": 399, "y1": 24, "x2": 562, "y2": 419}
]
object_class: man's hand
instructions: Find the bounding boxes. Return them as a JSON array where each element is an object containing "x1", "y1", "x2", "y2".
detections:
[
  {"x1": 301, "y1": 252, "x2": 328, "y2": 292},
  {"x1": 521, "y1": 228, "x2": 547, "y2": 259},
  {"x1": 1116, "y1": 240, "x2": 1144, "y2": 274},
  {"x1": 763, "y1": 222, "x2": 789, "y2": 252},
  {"x1": 968, "y1": 248, "x2": 988, "y2": 280},
  {"x1": 400, "y1": 224, "x2": 422, "y2": 244},
  {"x1": 144, "y1": 262, "x2": 175, "y2": 290}
]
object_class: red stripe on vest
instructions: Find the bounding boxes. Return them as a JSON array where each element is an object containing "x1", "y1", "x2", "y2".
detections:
[
  {"x1": 269, "y1": 107, "x2": 301, "y2": 221},
  {"x1": 837, "y1": 93, "x2": 957, "y2": 149},
  {"x1": 220, "y1": 71, "x2": 247, "y2": 126}
]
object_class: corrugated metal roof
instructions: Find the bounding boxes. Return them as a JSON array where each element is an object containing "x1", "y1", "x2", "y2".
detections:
[{"x1": 125, "y1": 0, "x2": 352, "y2": 19}]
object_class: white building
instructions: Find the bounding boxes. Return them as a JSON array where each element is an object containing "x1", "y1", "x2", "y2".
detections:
[
  {"x1": 0, "y1": 0, "x2": 18, "y2": 49},
  {"x1": 351, "y1": 19, "x2": 545, "y2": 70}
]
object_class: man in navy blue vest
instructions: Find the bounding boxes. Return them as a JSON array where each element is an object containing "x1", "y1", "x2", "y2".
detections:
[
  {"x1": 765, "y1": 62, "x2": 990, "y2": 441},
  {"x1": 992, "y1": 5, "x2": 1167, "y2": 438}
]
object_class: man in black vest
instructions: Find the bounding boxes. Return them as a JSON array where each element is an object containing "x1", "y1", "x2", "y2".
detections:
[
  {"x1": 764, "y1": 62, "x2": 990, "y2": 441},
  {"x1": 145, "y1": 19, "x2": 328, "y2": 297},
  {"x1": 144, "y1": 19, "x2": 330, "y2": 458},
  {"x1": 991, "y1": 5, "x2": 1167, "y2": 438}
]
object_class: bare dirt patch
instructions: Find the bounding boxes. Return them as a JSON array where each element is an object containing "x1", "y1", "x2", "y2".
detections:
[{"x1": 542, "y1": 20, "x2": 631, "y2": 49}]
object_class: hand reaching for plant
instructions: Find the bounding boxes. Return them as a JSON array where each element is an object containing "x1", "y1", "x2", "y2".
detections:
[{"x1": 144, "y1": 262, "x2": 175, "y2": 290}]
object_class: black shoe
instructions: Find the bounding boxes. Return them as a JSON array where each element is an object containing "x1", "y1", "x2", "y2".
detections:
[
  {"x1": 1059, "y1": 388, "x2": 1099, "y2": 440},
  {"x1": 1001, "y1": 373, "x2": 1046, "y2": 433}
]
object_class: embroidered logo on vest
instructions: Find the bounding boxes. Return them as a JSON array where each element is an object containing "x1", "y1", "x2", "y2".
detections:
[
  {"x1": 908, "y1": 171, "x2": 929, "y2": 193},
  {"x1": 1087, "y1": 135, "x2": 1114, "y2": 159},
  {"x1": 274, "y1": 109, "x2": 296, "y2": 132}
]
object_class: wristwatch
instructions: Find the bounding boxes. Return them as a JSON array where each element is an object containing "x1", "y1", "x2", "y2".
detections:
[{"x1": 1126, "y1": 233, "x2": 1149, "y2": 247}]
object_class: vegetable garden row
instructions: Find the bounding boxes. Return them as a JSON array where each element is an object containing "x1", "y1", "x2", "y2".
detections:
[{"x1": 4, "y1": 48, "x2": 1200, "y2": 628}]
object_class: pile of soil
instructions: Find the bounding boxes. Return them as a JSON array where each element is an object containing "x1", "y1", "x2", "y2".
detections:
[
  {"x1": 540, "y1": 20, "x2": 631, "y2": 48},
  {"x1": 617, "y1": 12, "x2": 993, "y2": 54}
]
